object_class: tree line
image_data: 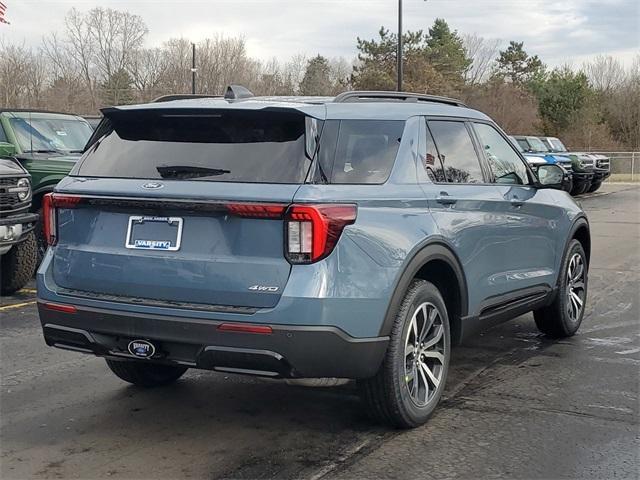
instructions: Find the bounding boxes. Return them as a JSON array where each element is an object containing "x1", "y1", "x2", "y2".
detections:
[{"x1": 1, "y1": 7, "x2": 638, "y2": 149}]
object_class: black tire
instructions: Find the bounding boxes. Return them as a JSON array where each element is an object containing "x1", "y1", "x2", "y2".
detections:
[
  {"x1": 1, "y1": 232, "x2": 37, "y2": 295},
  {"x1": 34, "y1": 207, "x2": 47, "y2": 265},
  {"x1": 577, "y1": 182, "x2": 591, "y2": 195},
  {"x1": 587, "y1": 181, "x2": 602, "y2": 193},
  {"x1": 358, "y1": 279, "x2": 450, "y2": 428},
  {"x1": 105, "y1": 359, "x2": 188, "y2": 387},
  {"x1": 534, "y1": 239, "x2": 588, "y2": 338}
]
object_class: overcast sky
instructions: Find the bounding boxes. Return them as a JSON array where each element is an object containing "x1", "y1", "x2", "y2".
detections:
[{"x1": 2, "y1": 0, "x2": 639, "y2": 67}]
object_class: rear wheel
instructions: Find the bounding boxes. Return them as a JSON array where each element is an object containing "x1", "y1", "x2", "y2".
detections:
[
  {"x1": 534, "y1": 239, "x2": 587, "y2": 337},
  {"x1": 359, "y1": 280, "x2": 450, "y2": 428},
  {"x1": 1, "y1": 232, "x2": 37, "y2": 295},
  {"x1": 105, "y1": 359, "x2": 188, "y2": 387}
]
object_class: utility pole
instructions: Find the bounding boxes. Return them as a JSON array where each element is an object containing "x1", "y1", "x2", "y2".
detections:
[
  {"x1": 397, "y1": 0, "x2": 403, "y2": 92},
  {"x1": 191, "y1": 43, "x2": 197, "y2": 94}
]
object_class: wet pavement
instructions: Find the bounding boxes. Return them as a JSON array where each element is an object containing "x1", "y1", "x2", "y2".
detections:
[{"x1": 1, "y1": 184, "x2": 638, "y2": 479}]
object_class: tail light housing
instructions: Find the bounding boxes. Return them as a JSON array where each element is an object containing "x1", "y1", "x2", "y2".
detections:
[
  {"x1": 285, "y1": 204, "x2": 357, "y2": 264},
  {"x1": 43, "y1": 193, "x2": 83, "y2": 246}
]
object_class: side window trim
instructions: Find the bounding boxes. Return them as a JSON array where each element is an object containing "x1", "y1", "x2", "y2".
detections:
[
  {"x1": 419, "y1": 117, "x2": 447, "y2": 183},
  {"x1": 425, "y1": 117, "x2": 488, "y2": 185},
  {"x1": 471, "y1": 120, "x2": 536, "y2": 185}
]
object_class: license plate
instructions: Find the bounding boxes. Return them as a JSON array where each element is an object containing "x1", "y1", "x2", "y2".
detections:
[{"x1": 125, "y1": 216, "x2": 183, "y2": 251}]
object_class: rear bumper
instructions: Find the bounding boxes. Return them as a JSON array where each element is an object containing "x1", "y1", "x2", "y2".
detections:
[{"x1": 38, "y1": 301, "x2": 388, "y2": 379}]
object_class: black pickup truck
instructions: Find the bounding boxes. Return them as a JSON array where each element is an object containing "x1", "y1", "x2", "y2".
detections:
[{"x1": 0, "y1": 145, "x2": 38, "y2": 294}]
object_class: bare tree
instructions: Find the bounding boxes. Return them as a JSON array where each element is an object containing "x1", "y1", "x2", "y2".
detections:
[
  {"x1": 463, "y1": 33, "x2": 500, "y2": 85},
  {"x1": 583, "y1": 55, "x2": 626, "y2": 93},
  {"x1": 328, "y1": 57, "x2": 352, "y2": 94},
  {"x1": 129, "y1": 48, "x2": 167, "y2": 101},
  {"x1": 62, "y1": 8, "x2": 98, "y2": 108},
  {"x1": 87, "y1": 8, "x2": 148, "y2": 80},
  {"x1": 0, "y1": 41, "x2": 31, "y2": 107}
]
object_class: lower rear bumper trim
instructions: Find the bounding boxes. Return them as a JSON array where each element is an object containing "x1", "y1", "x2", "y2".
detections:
[{"x1": 39, "y1": 304, "x2": 389, "y2": 379}]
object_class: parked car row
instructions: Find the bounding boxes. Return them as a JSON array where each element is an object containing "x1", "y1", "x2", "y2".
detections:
[{"x1": 510, "y1": 134, "x2": 610, "y2": 196}]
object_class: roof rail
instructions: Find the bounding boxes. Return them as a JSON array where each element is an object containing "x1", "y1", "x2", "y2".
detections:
[
  {"x1": 333, "y1": 91, "x2": 467, "y2": 107},
  {"x1": 224, "y1": 85, "x2": 255, "y2": 100},
  {"x1": 152, "y1": 94, "x2": 223, "y2": 103}
]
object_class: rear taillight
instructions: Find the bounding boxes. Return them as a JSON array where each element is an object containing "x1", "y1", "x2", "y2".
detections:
[
  {"x1": 285, "y1": 204, "x2": 357, "y2": 264},
  {"x1": 43, "y1": 193, "x2": 83, "y2": 246}
]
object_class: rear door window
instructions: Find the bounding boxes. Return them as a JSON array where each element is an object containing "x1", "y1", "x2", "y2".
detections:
[
  {"x1": 428, "y1": 121, "x2": 484, "y2": 183},
  {"x1": 77, "y1": 109, "x2": 317, "y2": 184},
  {"x1": 329, "y1": 120, "x2": 404, "y2": 184}
]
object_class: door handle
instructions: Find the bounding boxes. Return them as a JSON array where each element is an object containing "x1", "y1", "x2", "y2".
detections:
[
  {"x1": 436, "y1": 192, "x2": 458, "y2": 205},
  {"x1": 510, "y1": 197, "x2": 524, "y2": 207}
]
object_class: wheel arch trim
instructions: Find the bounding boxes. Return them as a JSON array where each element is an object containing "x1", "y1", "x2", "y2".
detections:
[{"x1": 378, "y1": 239, "x2": 468, "y2": 337}]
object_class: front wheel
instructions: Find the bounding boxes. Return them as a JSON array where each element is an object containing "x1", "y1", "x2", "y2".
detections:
[
  {"x1": 534, "y1": 239, "x2": 588, "y2": 338},
  {"x1": 359, "y1": 280, "x2": 450, "y2": 428},
  {"x1": 105, "y1": 359, "x2": 188, "y2": 387},
  {"x1": 587, "y1": 181, "x2": 602, "y2": 193},
  {"x1": 1, "y1": 232, "x2": 37, "y2": 295}
]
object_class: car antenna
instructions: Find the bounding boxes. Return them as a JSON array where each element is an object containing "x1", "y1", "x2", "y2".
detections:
[{"x1": 29, "y1": 111, "x2": 33, "y2": 154}]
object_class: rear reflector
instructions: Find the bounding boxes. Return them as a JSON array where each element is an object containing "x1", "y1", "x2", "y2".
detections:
[
  {"x1": 43, "y1": 302, "x2": 77, "y2": 314},
  {"x1": 218, "y1": 323, "x2": 273, "y2": 335},
  {"x1": 285, "y1": 204, "x2": 357, "y2": 264}
]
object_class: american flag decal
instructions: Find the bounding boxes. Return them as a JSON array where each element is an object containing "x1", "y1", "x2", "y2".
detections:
[{"x1": 0, "y1": 2, "x2": 10, "y2": 25}]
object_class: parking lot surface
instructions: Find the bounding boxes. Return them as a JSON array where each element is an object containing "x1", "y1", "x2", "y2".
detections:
[{"x1": 1, "y1": 184, "x2": 638, "y2": 480}]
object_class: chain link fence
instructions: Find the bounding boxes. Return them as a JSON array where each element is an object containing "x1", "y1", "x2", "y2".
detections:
[{"x1": 578, "y1": 151, "x2": 640, "y2": 182}]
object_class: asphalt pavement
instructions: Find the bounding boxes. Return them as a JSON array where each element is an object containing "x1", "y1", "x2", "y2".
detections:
[{"x1": 1, "y1": 184, "x2": 638, "y2": 480}]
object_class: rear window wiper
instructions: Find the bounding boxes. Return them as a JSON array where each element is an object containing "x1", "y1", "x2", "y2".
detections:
[{"x1": 156, "y1": 165, "x2": 231, "y2": 180}]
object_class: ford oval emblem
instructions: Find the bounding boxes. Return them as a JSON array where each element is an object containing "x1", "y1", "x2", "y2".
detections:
[
  {"x1": 127, "y1": 340, "x2": 156, "y2": 358},
  {"x1": 142, "y1": 182, "x2": 164, "y2": 189}
]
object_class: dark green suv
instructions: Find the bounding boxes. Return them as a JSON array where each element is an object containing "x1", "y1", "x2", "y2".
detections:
[{"x1": 0, "y1": 110, "x2": 93, "y2": 259}]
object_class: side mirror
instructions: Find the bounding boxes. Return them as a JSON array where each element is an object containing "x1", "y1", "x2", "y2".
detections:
[
  {"x1": 0, "y1": 142, "x2": 16, "y2": 157},
  {"x1": 537, "y1": 164, "x2": 568, "y2": 190}
]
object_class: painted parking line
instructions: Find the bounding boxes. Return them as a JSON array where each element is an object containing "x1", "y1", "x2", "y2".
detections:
[
  {"x1": 0, "y1": 300, "x2": 37, "y2": 311},
  {"x1": 20, "y1": 288, "x2": 37, "y2": 294}
]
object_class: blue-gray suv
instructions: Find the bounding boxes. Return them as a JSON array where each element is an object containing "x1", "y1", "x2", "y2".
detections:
[{"x1": 37, "y1": 88, "x2": 590, "y2": 428}]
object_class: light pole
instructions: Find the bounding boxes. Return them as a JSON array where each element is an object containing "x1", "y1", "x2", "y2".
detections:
[
  {"x1": 191, "y1": 43, "x2": 197, "y2": 94},
  {"x1": 397, "y1": 0, "x2": 402, "y2": 91},
  {"x1": 398, "y1": 0, "x2": 427, "y2": 92}
]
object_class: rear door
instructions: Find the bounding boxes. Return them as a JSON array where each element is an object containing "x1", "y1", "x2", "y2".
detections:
[
  {"x1": 419, "y1": 118, "x2": 519, "y2": 311},
  {"x1": 51, "y1": 107, "x2": 320, "y2": 309}
]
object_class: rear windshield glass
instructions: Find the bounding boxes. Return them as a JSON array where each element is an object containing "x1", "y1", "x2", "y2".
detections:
[
  {"x1": 76, "y1": 109, "x2": 316, "y2": 183},
  {"x1": 327, "y1": 120, "x2": 404, "y2": 184}
]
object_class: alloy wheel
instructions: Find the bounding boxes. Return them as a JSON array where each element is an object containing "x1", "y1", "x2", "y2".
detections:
[
  {"x1": 566, "y1": 253, "x2": 586, "y2": 323},
  {"x1": 403, "y1": 302, "x2": 445, "y2": 407}
]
